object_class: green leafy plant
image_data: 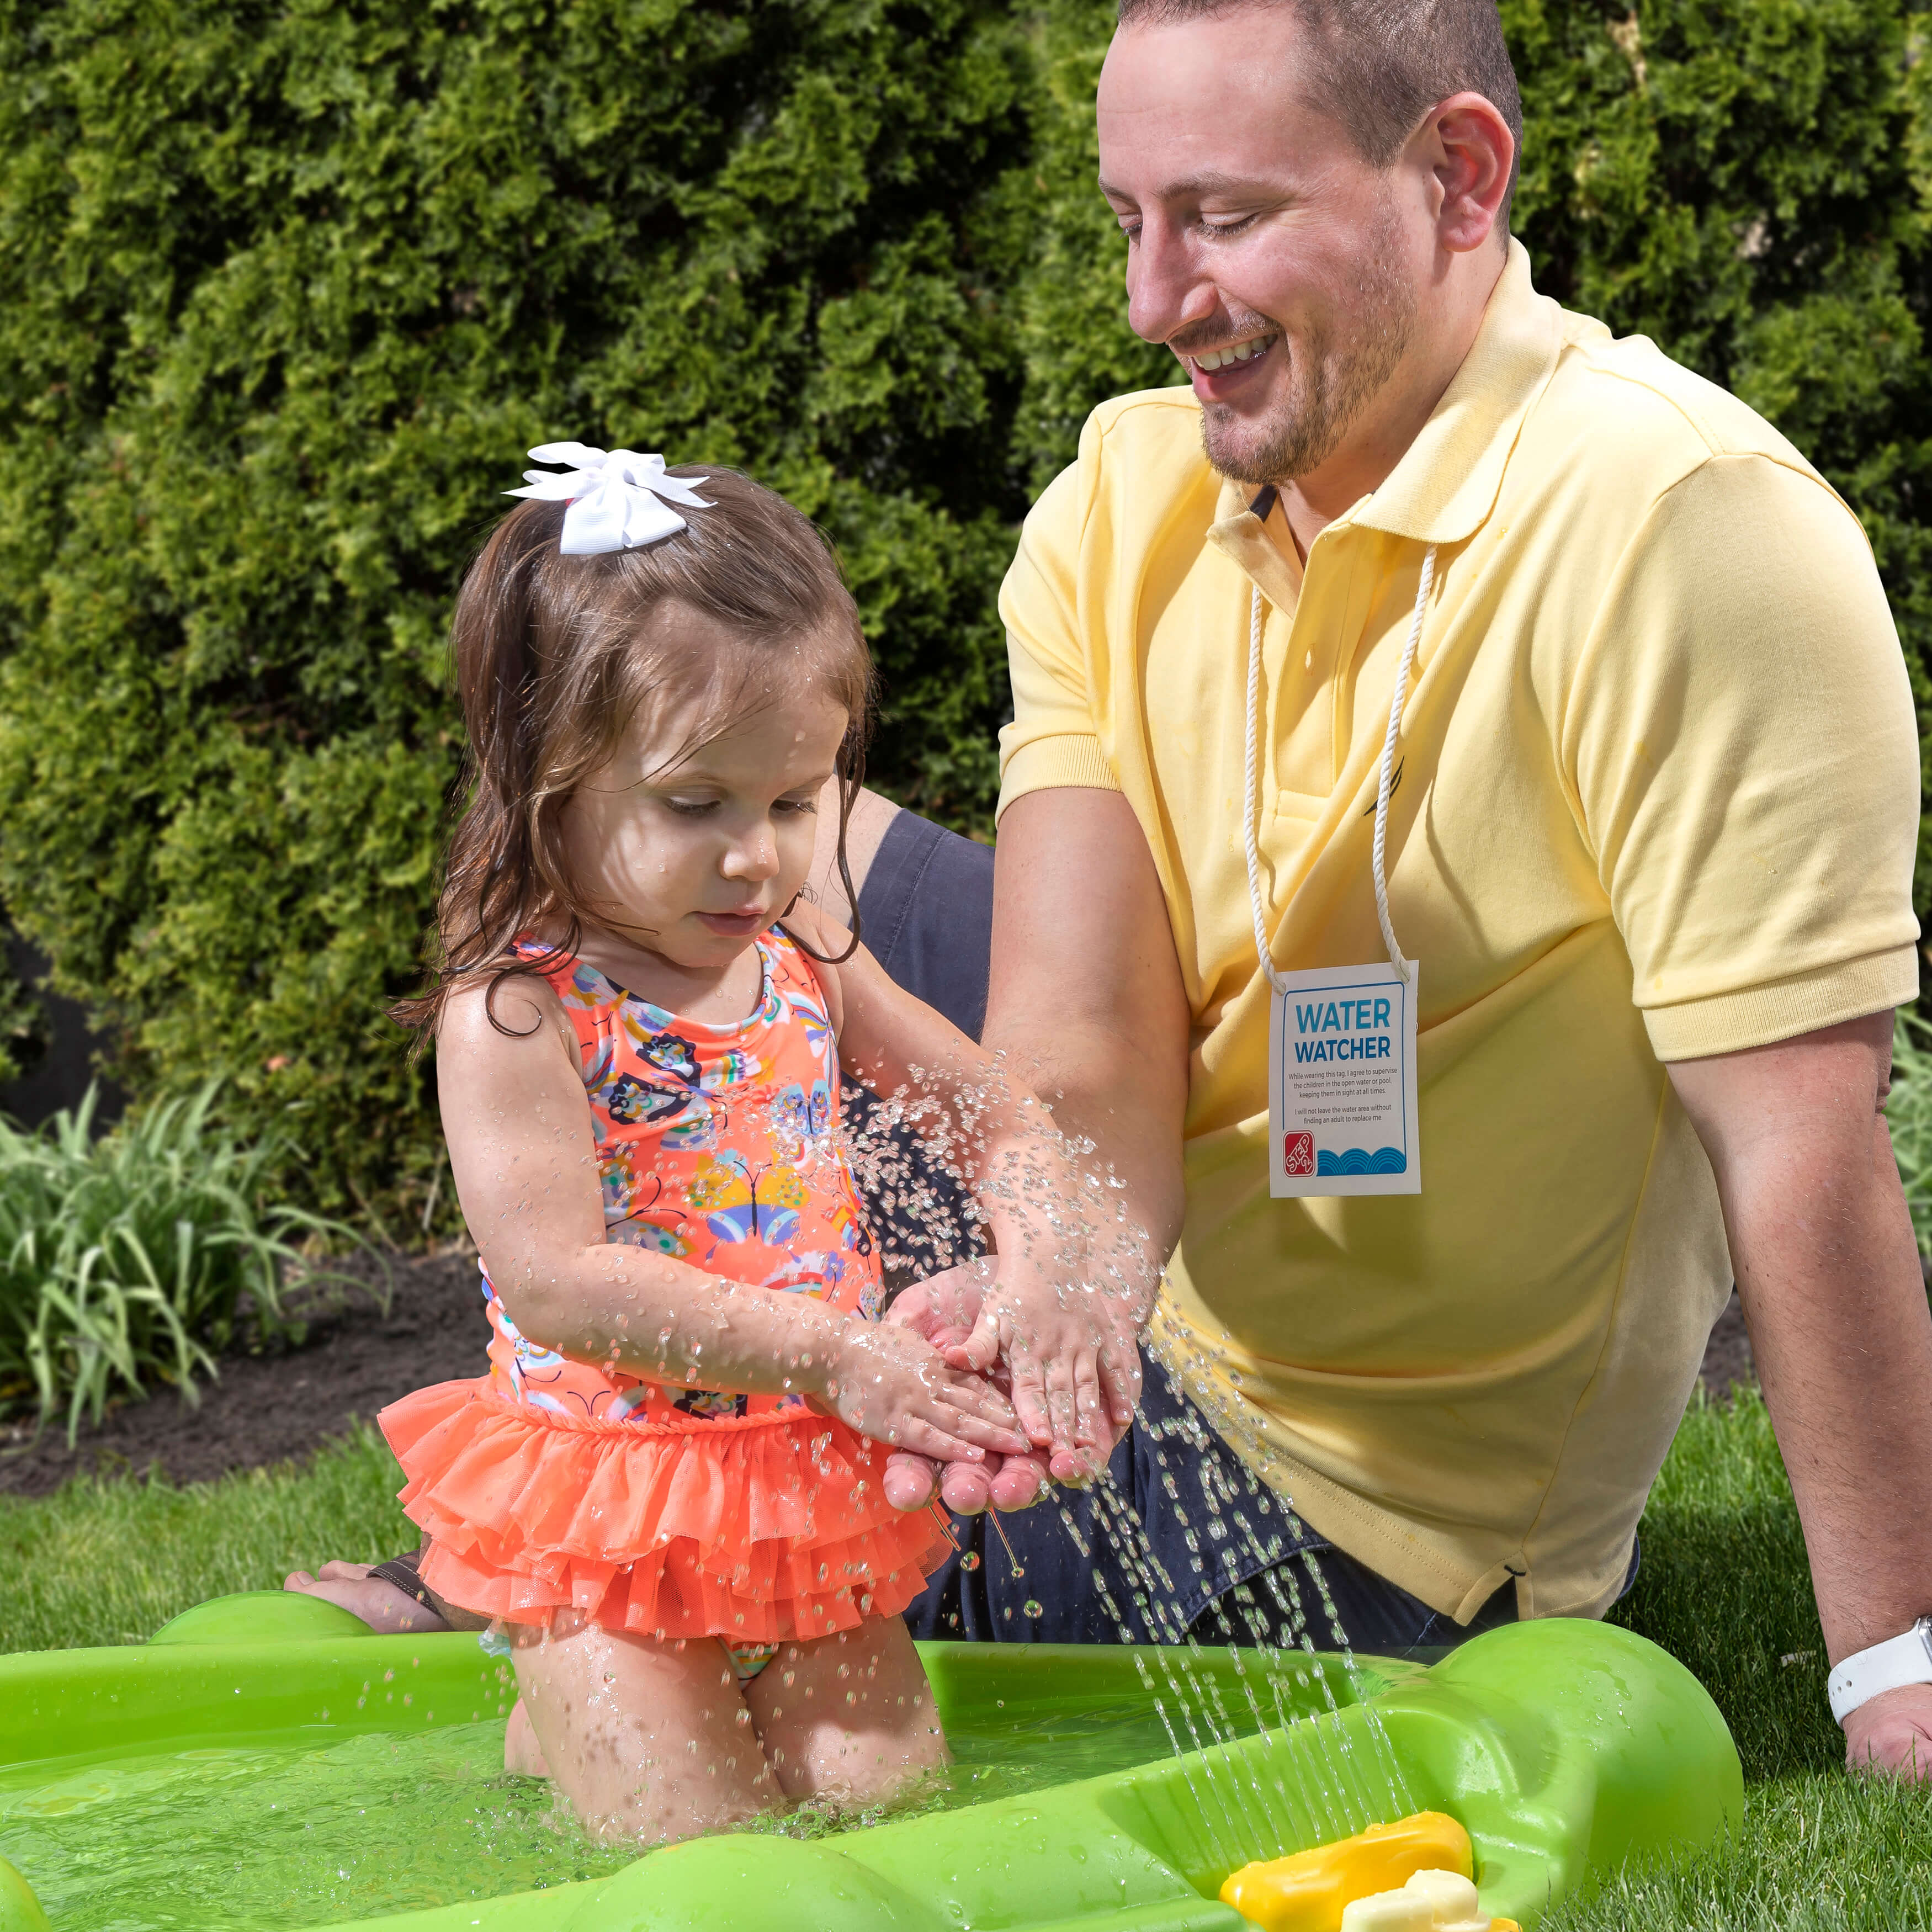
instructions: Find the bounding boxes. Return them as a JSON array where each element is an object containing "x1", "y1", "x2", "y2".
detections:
[
  {"x1": 0, "y1": 1084, "x2": 369, "y2": 1446},
  {"x1": 0, "y1": 0, "x2": 1033, "y2": 1228},
  {"x1": 0, "y1": 953, "x2": 45, "y2": 1086}
]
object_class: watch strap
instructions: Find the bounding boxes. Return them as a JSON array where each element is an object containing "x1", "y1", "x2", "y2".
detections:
[{"x1": 1827, "y1": 1617, "x2": 1932, "y2": 1722}]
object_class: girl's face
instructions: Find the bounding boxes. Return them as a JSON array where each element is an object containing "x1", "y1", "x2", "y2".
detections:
[{"x1": 560, "y1": 605, "x2": 851, "y2": 975}]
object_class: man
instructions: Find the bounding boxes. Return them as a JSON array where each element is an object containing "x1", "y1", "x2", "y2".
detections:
[{"x1": 915, "y1": 0, "x2": 1932, "y2": 1779}]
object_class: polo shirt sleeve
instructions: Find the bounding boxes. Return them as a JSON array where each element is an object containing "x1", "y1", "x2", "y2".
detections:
[
  {"x1": 995, "y1": 433, "x2": 1122, "y2": 820},
  {"x1": 1567, "y1": 450, "x2": 1921, "y2": 1060}
]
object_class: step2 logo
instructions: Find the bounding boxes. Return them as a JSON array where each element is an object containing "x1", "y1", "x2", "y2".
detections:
[{"x1": 1283, "y1": 1132, "x2": 1315, "y2": 1176}]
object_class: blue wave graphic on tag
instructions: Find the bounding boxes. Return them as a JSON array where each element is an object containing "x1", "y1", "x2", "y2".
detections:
[{"x1": 1315, "y1": 1147, "x2": 1408, "y2": 1176}]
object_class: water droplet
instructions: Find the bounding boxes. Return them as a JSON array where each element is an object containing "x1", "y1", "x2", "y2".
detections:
[
  {"x1": 1023, "y1": 1598, "x2": 1043, "y2": 1619},
  {"x1": 959, "y1": 1551, "x2": 981, "y2": 1570}
]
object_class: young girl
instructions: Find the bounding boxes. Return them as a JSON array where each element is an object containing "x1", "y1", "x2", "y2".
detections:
[{"x1": 380, "y1": 445, "x2": 1098, "y2": 1847}]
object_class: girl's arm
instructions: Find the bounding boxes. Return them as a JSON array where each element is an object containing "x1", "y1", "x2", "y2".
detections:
[
  {"x1": 787, "y1": 905, "x2": 1143, "y2": 1475},
  {"x1": 434, "y1": 972, "x2": 1028, "y2": 1467}
]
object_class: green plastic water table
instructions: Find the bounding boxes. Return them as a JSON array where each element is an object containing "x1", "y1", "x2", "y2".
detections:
[{"x1": 0, "y1": 1594, "x2": 1740, "y2": 1931}]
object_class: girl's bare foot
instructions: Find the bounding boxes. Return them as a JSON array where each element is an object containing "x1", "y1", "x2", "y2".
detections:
[{"x1": 283, "y1": 1562, "x2": 451, "y2": 1636}]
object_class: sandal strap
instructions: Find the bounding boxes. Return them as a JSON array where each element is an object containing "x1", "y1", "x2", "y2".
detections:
[{"x1": 369, "y1": 1554, "x2": 432, "y2": 1601}]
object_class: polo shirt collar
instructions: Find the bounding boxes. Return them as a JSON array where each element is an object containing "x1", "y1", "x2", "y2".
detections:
[
  {"x1": 1207, "y1": 480, "x2": 1304, "y2": 615},
  {"x1": 1356, "y1": 239, "x2": 1560, "y2": 543},
  {"x1": 1206, "y1": 238, "x2": 1561, "y2": 565}
]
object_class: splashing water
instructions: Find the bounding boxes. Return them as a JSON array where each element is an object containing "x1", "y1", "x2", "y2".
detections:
[
  {"x1": 835, "y1": 1055, "x2": 1420, "y2": 1865},
  {"x1": 1097, "y1": 1453, "x2": 1352, "y2": 1847},
  {"x1": 987, "y1": 1511, "x2": 1026, "y2": 1579}
]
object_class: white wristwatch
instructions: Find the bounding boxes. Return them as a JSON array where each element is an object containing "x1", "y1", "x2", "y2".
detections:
[{"x1": 1827, "y1": 1617, "x2": 1932, "y2": 1722}]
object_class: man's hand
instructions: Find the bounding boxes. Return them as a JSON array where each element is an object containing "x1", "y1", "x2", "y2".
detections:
[
  {"x1": 947, "y1": 1251, "x2": 1139, "y2": 1481},
  {"x1": 1844, "y1": 1684, "x2": 1932, "y2": 1779},
  {"x1": 1669, "y1": 1010, "x2": 1932, "y2": 1782},
  {"x1": 878, "y1": 791, "x2": 1189, "y2": 1520}
]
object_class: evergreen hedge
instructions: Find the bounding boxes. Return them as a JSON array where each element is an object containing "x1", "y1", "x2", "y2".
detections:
[{"x1": 0, "y1": 0, "x2": 1927, "y2": 1224}]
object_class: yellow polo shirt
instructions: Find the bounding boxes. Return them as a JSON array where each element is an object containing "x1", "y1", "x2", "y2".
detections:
[{"x1": 996, "y1": 241, "x2": 1920, "y2": 1622}]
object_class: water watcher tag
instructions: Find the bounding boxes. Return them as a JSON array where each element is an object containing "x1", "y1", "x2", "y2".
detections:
[
  {"x1": 1267, "y1": 960, "x2": 1420, "y2": 1197},
  {"x1": 1241, "y1": 542, "x2": 1439, "y2": 1201}
]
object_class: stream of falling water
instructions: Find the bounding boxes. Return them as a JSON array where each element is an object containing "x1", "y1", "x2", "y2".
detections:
[
  {"x1": 1135, "y1": 1321, "x2": 1423, "y2": 1823},
  {"x1": 1087, "y1": 1477, "x2": 1341, "y2": 1856}
]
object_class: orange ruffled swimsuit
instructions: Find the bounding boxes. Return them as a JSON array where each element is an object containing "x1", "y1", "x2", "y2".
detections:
[{"x1": 379, "y1": 929, "x2": 951, "y2": 1676}]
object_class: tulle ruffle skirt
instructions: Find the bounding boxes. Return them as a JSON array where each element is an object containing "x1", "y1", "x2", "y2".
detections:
[{"x1": 379, "y1": 1378, "x2": 952, "y2": 1644}]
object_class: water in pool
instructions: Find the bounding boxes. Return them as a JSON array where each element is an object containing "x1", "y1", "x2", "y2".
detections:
[{"x1": 0, "y1": 1690, "x2": 1249, "y2": 1932}]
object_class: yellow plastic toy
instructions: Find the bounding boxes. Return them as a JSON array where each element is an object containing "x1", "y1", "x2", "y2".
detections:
[{"x1": 1219, "y1": 1812, "x2": 1496, "y2": 1932}]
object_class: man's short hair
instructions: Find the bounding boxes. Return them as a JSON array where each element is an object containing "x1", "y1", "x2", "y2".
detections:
[{"x1": 1116, "y1": 0, "x2": 1523, "y2": 215}]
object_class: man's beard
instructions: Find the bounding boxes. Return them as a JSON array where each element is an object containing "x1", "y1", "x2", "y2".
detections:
[{"x1": 1198, "y1": 203, "x2": 1418, "y2": 487}]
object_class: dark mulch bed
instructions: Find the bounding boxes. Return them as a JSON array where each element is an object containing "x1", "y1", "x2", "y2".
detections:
[
  {"x1": 0, "y1": 1258, "x2": 1759, "y2": 1500},
  {"x1": 1699, "y1": 1289, "x2": 1755, "y2": 1402},
  {"x1": 0, "y1": 1248, "x2": 489, "y2": 1498}
]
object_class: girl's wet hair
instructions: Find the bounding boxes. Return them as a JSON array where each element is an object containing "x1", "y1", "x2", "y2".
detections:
[{"x1": 395, "y1": 466, "x2": 874, "y2": 1040}]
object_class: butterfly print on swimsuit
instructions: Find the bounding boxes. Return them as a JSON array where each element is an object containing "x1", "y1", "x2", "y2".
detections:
[
  {"x1": 828, "y1": 1197, "x2": 875, "y2": 1258},
  {"x1": 783, "y1": 983, "x2": 835, "y2": 1073},
  {"x1": 686, "y1": 1150, "x2": 810, "y2": 1245},
  {"x1": 669, "y1": 1386, "x2": 751, "y2": 1421},
  {"x1": 602, "y1": 1168, "x2": 692, "y2": 1257},
  {"x1": 760, "y1": 1249, "x2": 847, "y2": 1298},
  {"x1": 602, "y1": 1071, "x2": 697, "y2": 1127},
  {"x1": 769, "y1": 1078, "x2": 832, "y2": 1143},
  {"x1": 659, "y1": 1105, "x2": 720, "y2": 1154},
  {"x1": 480, "y1": 928, "x2": 884, "y2": 1431},
  {"x1": 639, "y1": 1030, "x2": 701, "y2": 1084}
]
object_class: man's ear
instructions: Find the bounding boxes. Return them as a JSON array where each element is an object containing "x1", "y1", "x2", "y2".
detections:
[{"x1": 1421, "y1": 91, "x2": 1515, "y2": 254}]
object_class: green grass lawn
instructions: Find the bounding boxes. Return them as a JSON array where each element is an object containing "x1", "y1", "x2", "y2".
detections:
[
  {"x1": 1549, "y1": 1390, "x2": 1932, "y2": 1927},
  {"x1": 2, "y1": 1395, "x2": 1929, "y2": 1922},
  {"x1": 0, "y1": 1420, "x2": 413, "y2": 1653}
]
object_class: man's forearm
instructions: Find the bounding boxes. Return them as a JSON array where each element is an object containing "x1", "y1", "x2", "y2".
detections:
[
  {"x1": 984, "y1": 788, "x2": 1194, "y2": 1330},
  {"x1": 1730, "y1": 1116, "x2": 1932, "y2": 1658},
  {"x1": 1674, "y1": 1017, "x2": 1932, "y2": 1661},
  {"x1": 981, "y1": 1015, "x2": 1186, "y2": 1335}
]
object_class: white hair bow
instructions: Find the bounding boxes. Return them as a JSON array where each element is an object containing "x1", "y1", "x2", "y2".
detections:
[{"x1": 505, "y1": 443, "x2": 712, "y2": 555}]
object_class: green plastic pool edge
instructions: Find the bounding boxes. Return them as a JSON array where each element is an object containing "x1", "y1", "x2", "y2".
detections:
[{"x1": 0, "y1": 1609, "x2": 1742, "y2": 1931}]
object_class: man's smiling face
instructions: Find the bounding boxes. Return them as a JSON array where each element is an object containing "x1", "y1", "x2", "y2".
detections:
[{"x1": 1097, "y1": 4, "x2": 1427, "y2": 487}]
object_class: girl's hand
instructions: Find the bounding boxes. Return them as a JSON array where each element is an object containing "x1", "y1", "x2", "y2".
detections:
[{"x1": 816, "y1": 1317, "x2": 1031, "y2": 1466}]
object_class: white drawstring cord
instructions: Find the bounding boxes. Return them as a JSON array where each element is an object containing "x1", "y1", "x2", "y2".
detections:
[
  {"x1": 1242, "y1": 545, "x2": 1438, "y2": 992},
  {"x1": 1370, "y1": 545, "x2": 1436, "y2": 985}
]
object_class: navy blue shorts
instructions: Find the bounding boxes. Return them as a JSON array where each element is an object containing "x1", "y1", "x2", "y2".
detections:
[
  {"x1": 900, "y1": 1350, "x2": 1545, "y2": 1659},
  {"x1": 857, "y1": 809, "x2": 996, "y2": 1042}
]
